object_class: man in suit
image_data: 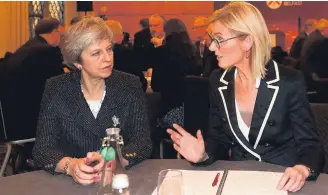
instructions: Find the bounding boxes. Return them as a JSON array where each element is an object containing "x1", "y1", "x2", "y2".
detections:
[
  {"x1": 107, "y1": 20, "x2": 147, "y2": 91},
  {"x1": 193, "y1": 17, "x2": 218, "y2": 77},
  {"x1": 300, "y1": 18, "x2": 328, "y2": 91},
  {"x1": 133, "y1": 15, "x2": 166, "y2": 92},
  {"x1": 133, "y1": 18, "x2": 152, "y2": 72},
  {"x1": 1, "y1": 18, "x2": 64, "y2": 161},
  {"x1": 289, "y1": 19, "x2": 317, "y2": 59}
]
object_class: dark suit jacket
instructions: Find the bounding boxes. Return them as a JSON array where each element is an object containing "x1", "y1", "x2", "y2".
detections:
[
  {"x1": 300, "y1": 30, "x2": 326, "y2": 91},
  {"x1": 307, "y1": 38, "x2": 328, "y2": 78},
  {"x1": 33, "y1": 70, "x2": 152, "y2": 174},
  {"x1": 113, "y1": 43, "x2": 147, "y2": 91},
  {"x1": 194, "y1": 41, "x2": 218, "y2": 77},
  {"x1": 289, "y1": 31, "x2": 307, "y2": 59},
  {"x1": 198, "y1": 60, "x2": 325, "y2": 176},
  {"x1": 0, "y1": 36, "x2": 64, "y2": 141},
  {"x1": 133, "y1": 28, "x2": 154, "y2": 71}
]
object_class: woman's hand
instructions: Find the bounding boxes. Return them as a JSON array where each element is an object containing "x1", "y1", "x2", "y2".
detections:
[
  {"x1": 167, "y1": 124, "x2": 205, "y2": 163},
  {"x1": 69, "y1": 152, "x2": 105, "y2": 185},
  {"x1": 277, "y1": 165, "x2": 310, "y2": 192}
]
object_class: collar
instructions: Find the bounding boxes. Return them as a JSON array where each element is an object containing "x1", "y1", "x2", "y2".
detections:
[
  {"x1": 220, "y1": 60, "x2": 280, "y2": 86},
  {"x1": 234, "y1": 69, "x2": 261, "y2": 89}
]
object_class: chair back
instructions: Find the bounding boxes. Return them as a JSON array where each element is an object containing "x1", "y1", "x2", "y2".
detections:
[
  {"x1": 184, "y1": 76, "x2": 210, "y2": 137},
  {"x1": 311, "y1": 103, "x2": 328, "y2": 173}
]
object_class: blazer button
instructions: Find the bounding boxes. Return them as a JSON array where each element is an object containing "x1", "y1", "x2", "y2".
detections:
[
  {"x1": 264, "y1": 143, "x2": 270, "y2": 147},
  {"x1": 268, "y1": 120, "x2": 275, "y2": 126},
  {"x1": 222, "y1": 118, "x2": 227, "y2": 123},
  {"x1": 231, "y1": 141, "x2": 235, "y2": 145}
]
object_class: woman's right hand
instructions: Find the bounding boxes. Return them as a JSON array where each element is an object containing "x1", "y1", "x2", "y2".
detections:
[
  {"x1": 68, "y1": 152, "x2": 104, "y2": 185},
  {"x1": 167, "y1": 124, "x2": 205, "y2": 163}
]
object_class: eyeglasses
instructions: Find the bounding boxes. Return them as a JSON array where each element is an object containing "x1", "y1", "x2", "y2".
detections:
[{"x1": 206, "y1": 31, "x2": 245, "y2": 49}]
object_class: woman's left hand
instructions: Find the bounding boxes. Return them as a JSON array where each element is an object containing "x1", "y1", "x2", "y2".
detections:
[{"x1": 277, "y1": 165, "x2": 310, "y2": 192}]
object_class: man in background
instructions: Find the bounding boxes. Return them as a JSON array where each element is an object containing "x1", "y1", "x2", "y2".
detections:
[
  {"x1": 193, "y1": 17, "x2": 218, "y2": 77},
  {"x1": 107, "y1": 20, "x2": 147, "y2": 91},
  {"x1": 290, "y1": 19, "x2": 317, "y2": 59},
  {"x1": 1, "y1": 18, "x2": 64, "y2": 166},
  {"x1": 300, "y1": 18, "x2": 328, "y2": 92}
]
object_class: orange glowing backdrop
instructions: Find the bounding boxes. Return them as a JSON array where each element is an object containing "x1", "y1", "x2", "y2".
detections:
[{"x1": 93, "y1": 1, "x2": 214, "y2": 42}]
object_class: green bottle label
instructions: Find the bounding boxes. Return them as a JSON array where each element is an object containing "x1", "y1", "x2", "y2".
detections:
[{"x1": 100, "y1": 146, "x2": 116, "y2": 161}]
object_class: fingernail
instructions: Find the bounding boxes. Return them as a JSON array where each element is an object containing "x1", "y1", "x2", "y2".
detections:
[
  {"x1": 85, "y1": 158, "x2": 90, "y2": 164},
  {"x1": 93, "y1": 169, "x2": 98, "y2": 173},
  {"x1": 107, "y1": 162, "x2": 111, "y2": 168}
]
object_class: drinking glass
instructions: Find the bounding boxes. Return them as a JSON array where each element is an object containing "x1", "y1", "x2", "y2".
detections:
[{"x1": 157, "y1": 169, "x2": 183, "y2": 195}]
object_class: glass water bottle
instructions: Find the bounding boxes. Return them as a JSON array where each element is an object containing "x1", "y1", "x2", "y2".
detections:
[{"x1": 98, "y1": 127, "x2": 126, "y2": 195}]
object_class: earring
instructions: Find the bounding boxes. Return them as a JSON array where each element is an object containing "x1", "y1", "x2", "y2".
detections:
[
  {"x1": 246, "y1": 50, "x2": 250, "y2": 59},
  {"x1": 76, "y1": 64, "x2": 83, "y2": 70}
]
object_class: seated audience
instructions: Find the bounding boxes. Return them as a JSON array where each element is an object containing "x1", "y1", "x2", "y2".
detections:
[
  {"x1": 106, "y1": 20, "x2": 147, "y2": 91},
  {"x1": 168, "y1": 2, "x2": 324, "y2": 193},
  {"x1": 153, "y1": 18, "x2": 201, "y2": 128},
  {"x1": 33, "y1": 16, "x2": 152, "y2": 185}
]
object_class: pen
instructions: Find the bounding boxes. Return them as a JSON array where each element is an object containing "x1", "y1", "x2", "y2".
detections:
[{"x1": 212, "y1": 172, "x2": 220, "y2": 187}]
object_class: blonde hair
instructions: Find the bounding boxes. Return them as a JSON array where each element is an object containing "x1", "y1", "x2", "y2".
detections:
[
  {"x1": 316, "y1": 18, "x2": 328, "y2": 31},
  {"x1": 209, "y1": 2, "x2": 271, "y2": 79},
  {"x1": 106, "y1": 20, "x2": 123, "y2": 39},
  {"x1": 61, "y1": 16, "x2": 113, "y2": 64}
]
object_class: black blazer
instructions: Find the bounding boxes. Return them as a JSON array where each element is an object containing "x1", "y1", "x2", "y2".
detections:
[
  {"x1": 200, "y1": 60, "x2": 325, "y2": 175},
  {"x1": 300, "y1": 30, "x2": 325, "y2": 91},
  {"x1": 33, "y1": 70, "x2": 152, "y2": 174},
  {"x1": 0, "y1": 36, "x2": 64, "y2": 141},
  {"x1": 133, "y1": 28, "x2": 154, "y2": 71}
]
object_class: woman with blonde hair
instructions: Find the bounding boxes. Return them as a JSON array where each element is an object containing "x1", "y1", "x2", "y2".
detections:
[
  {"x1": 33, "y1": 16, "x2": 152, "y2": 185},
  {"x1": 168, "y1": 2, "x2": 324, "y2": 192}
]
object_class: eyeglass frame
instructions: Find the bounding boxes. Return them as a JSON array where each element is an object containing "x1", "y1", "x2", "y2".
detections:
[{"x1": 206, "y1": 31, "x2": 246, "y2": 49}]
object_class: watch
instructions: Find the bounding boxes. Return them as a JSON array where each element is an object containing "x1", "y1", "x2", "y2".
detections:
[{"x1": 306, "y1": 168, "x2": 319, "y2": 181}]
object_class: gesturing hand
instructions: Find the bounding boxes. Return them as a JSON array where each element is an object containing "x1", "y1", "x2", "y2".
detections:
[{"x1": 167, "y1": 124, "x2": 205, "y2": 163}]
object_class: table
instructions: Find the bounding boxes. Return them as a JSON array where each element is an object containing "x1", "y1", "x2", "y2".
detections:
[{"x1": 0, "y1": 159, "x2": 327, "y2": 195}]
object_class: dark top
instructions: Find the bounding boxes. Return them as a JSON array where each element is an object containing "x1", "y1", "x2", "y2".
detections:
[
  {"x1": 33, "y1": 70, "x2": 152, "y2": 174},
  {"x1": 194, "y1": 40, "x2": 218, "y2": 77},
  {"x1": 0, "y1": 35, "x2": 64, "y2": 141},
  {"x1": 289, "y1": 31, "x2": 307, "y2": 59},
  {"x1": 300, "y1": 30, "x2": 326, "y2": 90},
  {"x1": 151, "y1": 35, "x2": 201, "y2": 114},
  {"x1": 133, "y1": 28, "x2": 153, "y2": 72},
  {"x1": 197, "y1": 60, "x2": 325, "y2": 177}
]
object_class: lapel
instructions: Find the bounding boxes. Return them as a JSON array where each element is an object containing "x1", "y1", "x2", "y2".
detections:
[
  {"x1": 218, "y1": 69, "x2": 257, "y2": 150},
  {"x1": 70, "y1": 71, "x2": 123, "y2": 138},
  {"x1": 96, "y1": 70, "x2": 125, "y2": 131},
  {"x1": 249, "y1": 60, "x2": 280, "y2": 149},
  {"x1": 217, "y1": 60, "x2": 280, "y2": 160}
]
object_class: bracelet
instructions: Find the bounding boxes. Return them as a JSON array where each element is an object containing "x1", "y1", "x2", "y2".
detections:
[{"x1": 63, "y1": 157, "x2": 73, "y2": 175}]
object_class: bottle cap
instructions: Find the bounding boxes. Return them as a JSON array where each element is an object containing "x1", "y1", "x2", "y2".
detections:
[{"x1": 112, "y1": 174, "x2": 129, "y2": 189}]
